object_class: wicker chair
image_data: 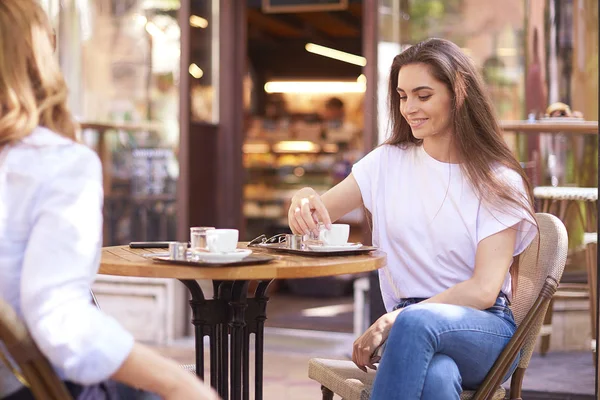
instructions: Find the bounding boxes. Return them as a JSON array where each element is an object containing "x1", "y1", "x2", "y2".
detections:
[
  {"x1": 583, "y1": 232, "x2": 597, "y2": 351},
  {"x1": 533, "y1": 186, "x2": 597, "y2": 355},
  {"x1": 0, "y1": 298, "x2": 73, "y2": 400},
  {"x1": 308, "y1": 213, "x2": 568, "y2": 400}
]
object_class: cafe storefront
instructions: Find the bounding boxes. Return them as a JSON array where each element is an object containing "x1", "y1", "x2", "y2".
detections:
[{"x1": 42, "y1": 0, "x2": 598, "y2": 350}]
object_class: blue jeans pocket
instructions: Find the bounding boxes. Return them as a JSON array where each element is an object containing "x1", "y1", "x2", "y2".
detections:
[{"x1": 486, "y1": 294, "x2": 517, "y2": 328}]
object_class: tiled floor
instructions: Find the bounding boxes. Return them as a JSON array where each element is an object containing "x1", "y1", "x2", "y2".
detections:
[
  {"x1": 152, "y1": 327, "x2": 596, "y2": 400},
  {"x1": 147, "y1": 291, "x2": 597, "y2": 399},
  {"x1": 152, "y1": 332, "x2": 328, "y2": 400},
  {"x1": 504, "y1": 351, "x2": 596, "y2": 399}
]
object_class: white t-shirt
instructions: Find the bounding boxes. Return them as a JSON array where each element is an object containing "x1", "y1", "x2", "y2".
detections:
[{"x1": 352, "y1": 144, "x2": 537, "y2": 312}]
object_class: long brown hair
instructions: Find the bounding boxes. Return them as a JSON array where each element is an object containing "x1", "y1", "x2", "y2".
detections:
[
  {"x1": 0, "y1": 0, "x2": 78, "y2": 146},
  {"x1": 386, "y1": 38, "x2": 536, "y2": 289}
]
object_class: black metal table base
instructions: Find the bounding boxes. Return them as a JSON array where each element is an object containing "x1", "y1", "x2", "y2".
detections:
[{"x1": 179, "y1": 279, "x2": 272, "y2": 400}]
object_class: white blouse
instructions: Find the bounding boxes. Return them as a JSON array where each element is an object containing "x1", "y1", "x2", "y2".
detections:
[{"x1": 0, "y1": 127, "x2": 133, "y2": 396}]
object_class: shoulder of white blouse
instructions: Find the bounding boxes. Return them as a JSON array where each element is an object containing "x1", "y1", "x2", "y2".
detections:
[{"x1": 12, "y1": 132, "x2": 102, "y2": 191}]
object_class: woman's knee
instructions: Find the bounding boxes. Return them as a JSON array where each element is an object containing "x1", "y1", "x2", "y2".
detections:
[{"x1": 385, "y1": 305, "x2": 436, "y2": 350}]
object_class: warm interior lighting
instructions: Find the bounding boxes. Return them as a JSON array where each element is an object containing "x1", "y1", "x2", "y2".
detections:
[
  {"x1": 243, "y1": 142, "x2": 270, "y2": 154},
  {"x1": 189, "y1": 63, "x2": 204, "y2": 79},
  {"x1": 322, "y1": 143, "x2": 339, "y2": 153},
  {"x1": 293, "y1": 167, "x2": 305, "y2": 177},
  {"x1": 142, "y1": 0, "x2": 180, "y2": 10},
  {"x1": 497, "y1": 47, "x2": 517, "y2": 57},
  {"x1": 305, "y1": 43, "x2": 367, "y2": 67},
  {"x1": 273, "y1": 141, "x2": 320, "y2": 153},
  {"x1": 189, "y1": 15, "x2": 208, "y2": 28},
  {"x1": 357, "y1": 74, "x2": 367, "y2": 85},
  {"x1": 264, "y1": 80, "x2": 366, "y2": 94}
]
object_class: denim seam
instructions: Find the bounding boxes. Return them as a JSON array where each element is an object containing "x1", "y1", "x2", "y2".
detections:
[
  {"x1": 435, "y1": 328, "x2": 514, "y2": 339},
  {"x1": 414, "y1": 347, "x2": 434, "y2": 400}
]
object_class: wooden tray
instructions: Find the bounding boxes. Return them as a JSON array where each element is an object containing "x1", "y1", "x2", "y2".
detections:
[{"x1": 254, "y1": 243, "x2": 378, "y2": 257}]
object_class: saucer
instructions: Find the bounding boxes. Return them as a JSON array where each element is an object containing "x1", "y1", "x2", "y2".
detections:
[
  {"x1": 193, "y1": 249, "x2": 252, "y2": 263},
  {"x1": 538, "y1": 117, "x2": 585, "y2": 123},
  {"x1": 307, "y1": 243, "x2": 363, "y2": 252}
]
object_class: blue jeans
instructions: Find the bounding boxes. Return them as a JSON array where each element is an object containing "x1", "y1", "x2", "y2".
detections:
[{"x1": 370, "y1": 294, "x2": 519, "y2": 400}]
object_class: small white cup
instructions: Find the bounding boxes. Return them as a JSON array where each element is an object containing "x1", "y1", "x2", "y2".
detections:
[
  {"x1": 318, "y1": 224, "x2": 350, "y2": 246},
  {"x1": 206, "y1": 229, "x2": 239, "y2": 253}
]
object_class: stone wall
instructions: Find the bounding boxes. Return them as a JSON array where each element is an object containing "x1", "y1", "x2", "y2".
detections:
[{"x1": 92, "y1": 275, "x2": 189, "y2": 344}]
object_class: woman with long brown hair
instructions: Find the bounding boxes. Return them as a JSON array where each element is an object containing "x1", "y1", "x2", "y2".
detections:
[
  {"x1": 0, "y1": 1, "x2": 218, "y2": 399},
  {"x1": 288, "y1": 38, "x2": 537, "y2": 399}
]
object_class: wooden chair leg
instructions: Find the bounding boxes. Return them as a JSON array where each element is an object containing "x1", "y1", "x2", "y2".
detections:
[
  {"x1": 509, "y1": 367, "x2": 525, "y2": 400},
  {"x1": 585, "y1": 242, "x2": 597, "y2": 342},
  {"x1": 539, "y1": 297, "x2": 554, "y2": 356},
  {"x1": 321, "y1": 385, "x2": 334, "y2": 400}
]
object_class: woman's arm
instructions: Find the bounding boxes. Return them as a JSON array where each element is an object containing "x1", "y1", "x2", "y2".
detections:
[
  {"x1": 352, "y1": 225, "x2": 518, "y2": 370},
  {"x1": 20, "y1": 146, "x2": 217, "y2": 399},
  {"x1": 420, "y1": 224, "x2": 517, "y2": 308},
  {"x1": 288, "y1": 173, "x2": 363, "y2": 236},
  {"x1": 112, "y1": 343, "x2": 217, "y2": 399}
]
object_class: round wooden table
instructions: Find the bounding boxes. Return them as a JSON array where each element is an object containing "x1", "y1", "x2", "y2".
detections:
[{"x1": 99, "y1": 244, "x2": 386, "y2": 400}]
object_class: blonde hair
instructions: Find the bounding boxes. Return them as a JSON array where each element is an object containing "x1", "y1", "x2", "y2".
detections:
[{"x1": 0, "y1": 0, "x2": 77, "y2": 145}]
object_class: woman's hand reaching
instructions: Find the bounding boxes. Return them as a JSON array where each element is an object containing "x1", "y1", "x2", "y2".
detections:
[
  {"x1": 288, "y1": 187, "x2": 332, "y2": 236},
  {"x1": 352, "y1": 312, "x2": 397, "y2": 372}
]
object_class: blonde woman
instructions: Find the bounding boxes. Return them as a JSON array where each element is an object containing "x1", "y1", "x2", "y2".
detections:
[{"x1": 0, "y1": 1, "x2": 218, "y2": 399}]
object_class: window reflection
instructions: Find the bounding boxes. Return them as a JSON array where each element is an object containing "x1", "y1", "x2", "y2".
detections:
[
  {"x1": 40, "y1": 0, "x2": 184, "y2": 244},
  {"x1": 190, "y1": 0, "x2": 219, "y2": 123},
  {"x1": 378, "y1": 0, "x2": 525, "y2": 123}
]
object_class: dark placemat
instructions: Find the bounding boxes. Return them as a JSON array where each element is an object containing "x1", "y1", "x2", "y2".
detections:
[
  {"x1": 152, "y1": 254, "x2": 275, "y2": 267},
  {"x1": 253, "y1": 243, "x2": 378, "y2": 257}
]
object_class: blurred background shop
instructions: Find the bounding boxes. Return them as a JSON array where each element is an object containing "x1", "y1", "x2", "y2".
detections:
[{"x1": 41, "y1": 0, "x2": 598, "y2": 355}]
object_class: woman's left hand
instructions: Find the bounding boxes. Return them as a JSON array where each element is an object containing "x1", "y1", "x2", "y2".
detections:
[{"x1": 352, "y1": 313, "x2": 396, "y2": 372}]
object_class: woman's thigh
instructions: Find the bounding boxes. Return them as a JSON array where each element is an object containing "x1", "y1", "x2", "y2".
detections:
[{"x1": 388, "y1": 302, "x2": 516, "y2": 388}]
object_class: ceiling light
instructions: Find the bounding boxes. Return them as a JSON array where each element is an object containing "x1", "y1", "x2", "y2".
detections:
[
  {"x1": 243, "y1": 142, "x2": 270, "y2": 153},
  {"x1": 189, "y1": 63, "x2": 204, "y2": 79},
  {"x1": 273, "y1": 141, "x2": 320, "y2": 153},
  {"x1": 305, "y1": 43, "x2": 366, "y2": 67},
  {"x1": 264, "y1": 80, "x2": 366, "y2": 94},
  {"x1": 189, "y1": 15, "x2": 208, "y2": 28}
]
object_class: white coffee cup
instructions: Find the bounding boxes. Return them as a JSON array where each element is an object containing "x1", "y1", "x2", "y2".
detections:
[
  {"x1": 318, "y1": 224, "x2": 350, "y2": 246},
  {"x1": 206, "y1": 229, "x2": 239, "y2": 253}
]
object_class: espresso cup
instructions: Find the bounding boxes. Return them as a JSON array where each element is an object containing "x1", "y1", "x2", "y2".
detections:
[
  {"x1": 318, "y1": 223, "x2": 350, "y2": 246},
  {"x1": 206, "y1": 229, "x2": 239, "y2": 253}
]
